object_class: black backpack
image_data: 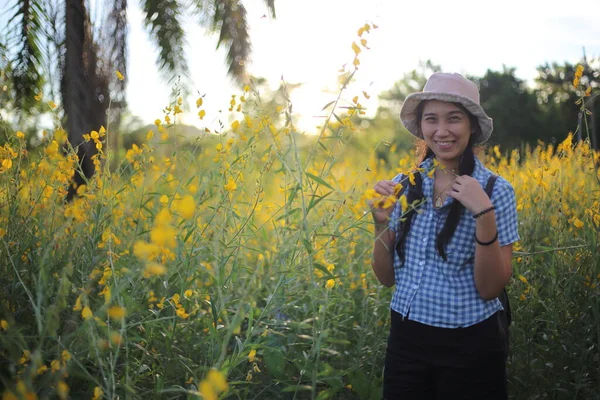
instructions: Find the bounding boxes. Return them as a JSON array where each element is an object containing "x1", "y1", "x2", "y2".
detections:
[{"x1": 396, "y1": 172, "x2": 511, "y2": 354}]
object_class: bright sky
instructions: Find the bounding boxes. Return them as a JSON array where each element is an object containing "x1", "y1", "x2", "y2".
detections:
[
  {"x1": 2, "y1": 0, "x2": 600, "y2": 133},
  {"x1": 126, "y1": 0, "x2": 600, "y2": 133}
]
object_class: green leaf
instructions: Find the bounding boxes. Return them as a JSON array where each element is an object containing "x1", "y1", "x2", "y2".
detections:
[
  {"x1": 281, "y1": 385, "x2": 312, "y2": 393},
  {"x1": 321, "y1": 100, "x2": 336, "y2": 111},
  {"x1": 305, "y1": 172, "x2": 334, "y2": 190},
  {"x1": 307, "y1": 191, "x2": 332, "y2": 214},
  {"x1": 263, "y1": 348, "x2": 286, "y2": 380}
]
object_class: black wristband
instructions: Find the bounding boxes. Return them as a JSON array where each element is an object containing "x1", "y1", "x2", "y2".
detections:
[
  {"x1": 473, "y1": 206, "x2": 495, "y2": 219},
  {"x1": 475, "y1": 230, "x2": 498, "y2": 246}
]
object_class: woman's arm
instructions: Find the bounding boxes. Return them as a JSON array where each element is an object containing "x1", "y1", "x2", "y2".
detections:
[
  {"x1": 372, "y1": 224, "x2": 396, "y2": 287},
  {"x1": 447, "y1": 175, "x2": 519, "y2": 300},
  {"x1": 368, "y1": 179, "x2": 400, "y2": 287},
  {"x1": 472, "y1": 211, "x2": 512, "y2": 300}
]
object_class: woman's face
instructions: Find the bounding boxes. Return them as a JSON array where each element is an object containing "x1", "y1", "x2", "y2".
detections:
[{"x1": 420, "y1": 100, "x2": 472, "y2": 168}]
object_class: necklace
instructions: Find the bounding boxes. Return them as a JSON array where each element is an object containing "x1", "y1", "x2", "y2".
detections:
[{"x1": 434, "y1": 178, "x2": 455, "y2": 208}]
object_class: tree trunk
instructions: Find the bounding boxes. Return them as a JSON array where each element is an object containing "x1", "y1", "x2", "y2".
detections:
[{"x1": 63, "y1": 0, "x2": 109, "y2": 200}]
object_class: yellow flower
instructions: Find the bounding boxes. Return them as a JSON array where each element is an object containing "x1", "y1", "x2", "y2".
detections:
[
  {"x1": 248, "y1": 349, "x2": 256, "y2": 362},
  {"x1": 231, "y1": 120, "x2": 240, "y2": 131},
  {"x1": 82, "y1": 306, "x2": 93, "y2": 319},
  {"x1": 357, "y1": 23, "x2": 370, "y2": 37},
  {"x1": 573, "y1": 218, "x2": 584, "y2": 229},
  {"x1": 196, "y1": 97, "x2": 203, "y2": 107},
  {"x1": 18, "y1": 350, "x2": 30, "y2": 365},
  {"x1": 48, "y1": 101, "x2": 57, "y2": 109},
  {"x1": 107, "y1": 306, "x2": 127, "y2": 321},
  {"x1": 207, "y1": 370, "x2": 228, "y2": 392},
  {"x1": 408, "y1": 171, "x2": 416, "y2": 185},
  {"x1": 1, "y1": 320, "x2": 8, "y2": 330},
  {"x1": 115, "y1": 70, "x2": 124, "y2": 81},
  {"x1": 399, "y1": 194, "x2": 408, "y2": 212},
  {"x1": 155, "y1": 208, "x2": 172, "y2": 226},
  {"x1": 198, "y1": 110, "x2": 206, "y2": 119},
  {"x1": 178, "y1": 195, "x2": 196, "y2": 219},
  {"x1": 57, "y1": 381, "x2": 69, "y2": 400},
  {"x1": 352, "y1": 42, "x2": 361, "y2": 55},
  {"x1": 325, "y1": 279, "x2": 335, "y2": 289},
  {"x1": 16, "y1": 131, "x2": 25, "y2": 139},
  {"x1": 363, "y1": 188, "x2": 378, "y2": 200},
  {"x1": 199, "y1": 381, "x2": 217, "y2": 400},
  {"x1": 184, "y1": 289, "x2": 193, "y2": 298},
  {"x1": 150, "y1": 225, "x2": 177, "y2": 248},
  {"x1": 61, "y1": 350, "x2": 71, "y2": 362},
  {"x1": 90, "y1": 131, "x2": 99, "y2": 140},
  {"x1": 518, "y1": 275, "x2": 528, "y2": 284},
  {"x1": 176, "y1": 307, "x2": 190, "y2": 319},
  {"x1": 133, "y1": 241, "x2": 160, "y2": 261},
  {"x1": 143, "y1": 263, "x2": 167, "y2": 278},
  {"x1": 36, "y1": 365, "x2": 48, "y2": 375},
  {"x1": 160, "y1": 195, "x2": 169, "y2": 205},
  {"x1": 72, "y1": 295, "x2": 83, "y2": 311},
  {"x1": 92, "y1": 386, "x2": 103, "y2": 400},
  {"x1": 224, "y1": 177, "x2": 237, "y2": 192},
  {"x1": 51, "y1": 360, "x2": 61, "y2": 372}
]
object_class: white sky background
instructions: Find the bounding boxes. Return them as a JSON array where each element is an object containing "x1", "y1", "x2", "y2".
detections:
[
  {"x1": 125, "y1": 0, "x2": 600, "y2": 133},
  {"x1": 2, "y1": 0, "x2": 600, "y2": 133}
]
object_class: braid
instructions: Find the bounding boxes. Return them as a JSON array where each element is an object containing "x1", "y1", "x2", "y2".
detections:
[
  {"x1": 395, "y1": 147, "x2": 434, "y2": 263},
  {"x1": 435, "y1": 138, "x2": 476, "y2": 260}
]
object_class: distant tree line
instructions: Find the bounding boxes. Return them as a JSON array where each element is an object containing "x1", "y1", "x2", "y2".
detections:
[{"x1": 375, "y1": 58, "x2": 600, "y2": 154}]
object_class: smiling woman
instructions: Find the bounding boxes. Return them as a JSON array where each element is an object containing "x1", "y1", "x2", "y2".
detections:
[{"x1": 368, "y1": 72, "x2": 520, "y2": 399}]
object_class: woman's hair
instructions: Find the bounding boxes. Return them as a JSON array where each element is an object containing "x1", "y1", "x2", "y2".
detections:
[{"x1": 395, "y1": 101, "x2": 481, "y2": 263}]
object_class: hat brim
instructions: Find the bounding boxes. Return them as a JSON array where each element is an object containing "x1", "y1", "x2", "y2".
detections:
[{"x1": 399, "y1": 92, "x2": 493, "y2": 145}]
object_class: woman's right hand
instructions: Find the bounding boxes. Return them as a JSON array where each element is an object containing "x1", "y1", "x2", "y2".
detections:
[{"x1": 367, "y1": 180, "x2": 399, "y2": 226}]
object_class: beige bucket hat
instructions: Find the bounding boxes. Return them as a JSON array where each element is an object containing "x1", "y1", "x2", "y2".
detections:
[{"x1": 399, "y1": 72, "x2": 493, "y2": 145}]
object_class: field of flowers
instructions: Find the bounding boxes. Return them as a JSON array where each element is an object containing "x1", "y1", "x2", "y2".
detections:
[{"x1": 1, "y1": 28, "x2": 600, "y2": 400}]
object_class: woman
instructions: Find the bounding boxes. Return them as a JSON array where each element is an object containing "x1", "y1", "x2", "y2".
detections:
[{"x1": 369, "y1": 72, "x2": 520, "y2": 399}]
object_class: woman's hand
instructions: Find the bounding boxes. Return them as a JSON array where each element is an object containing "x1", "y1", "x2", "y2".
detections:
[
  {"x1": 368, "y1": 180, "x2": 398, "y2": 226},
  {"x1": 446, "y1": 175, "x2": 492, "y2": 214}
]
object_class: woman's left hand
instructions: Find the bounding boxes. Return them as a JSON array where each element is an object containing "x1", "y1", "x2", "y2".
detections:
[{"x1": 446, "y1": 175, "x2": 492, "y2": 214}]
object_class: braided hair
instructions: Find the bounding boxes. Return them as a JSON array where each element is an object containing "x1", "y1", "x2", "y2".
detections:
[{"x1": 395, "y1": 101, "x2": 482, "y2": 263}]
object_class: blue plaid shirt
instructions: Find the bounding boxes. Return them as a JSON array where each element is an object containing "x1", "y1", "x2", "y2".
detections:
[{"x1": 388, "y1": 157, "x2": 520, "y2": 328}]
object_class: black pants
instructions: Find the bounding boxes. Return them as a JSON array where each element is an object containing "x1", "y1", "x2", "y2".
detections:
[{"x1": 383, "y1": 309, "x2": 507, "y2": 400}]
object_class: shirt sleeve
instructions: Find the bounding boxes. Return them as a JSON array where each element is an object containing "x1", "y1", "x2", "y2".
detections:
[
  {"x1": 388, "y1": 173, "x2": 405, "y2": 233},
  {"x1": 492, "y1": 177, "x2": 521, "y2": 246}
]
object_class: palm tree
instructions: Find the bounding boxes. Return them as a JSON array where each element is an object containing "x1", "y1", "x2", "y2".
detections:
[{"x1": 3, "y1": 0, "x2": 276, "y2": 198}]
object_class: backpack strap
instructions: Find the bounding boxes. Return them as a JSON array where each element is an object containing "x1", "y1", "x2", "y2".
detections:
[{"x1": 484, "y1": 174, "x2": 498, "y2": 198}]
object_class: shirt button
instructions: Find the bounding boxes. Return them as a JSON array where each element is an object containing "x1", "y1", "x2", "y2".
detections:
[
  {"x1": 419, "y1": 261, "x2": 425, "y2": 266},
  {"x1": 422, "y1": 237, "x2": 427, "y2": 243},
  {"x1": 412, "y1": 284, "x2": 418, "y2": 290}
]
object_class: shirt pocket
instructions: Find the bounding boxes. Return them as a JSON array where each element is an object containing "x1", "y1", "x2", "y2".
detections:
[
  {"x1": 443, "y1": 217, "x2": 477, "y2": 271},
  {"x1": 445, "y1": 241, "x2": 475, "y2": 270}
]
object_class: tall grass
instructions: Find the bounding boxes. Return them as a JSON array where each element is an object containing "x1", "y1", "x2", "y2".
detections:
[{"x1": 1, "y1": 24, "x2": 600, "y2": 400}]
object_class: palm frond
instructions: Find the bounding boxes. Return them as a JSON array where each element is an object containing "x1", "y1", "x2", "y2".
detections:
[
  {"x1": 263, "y1": 0, "x2": 275, "y2": 18},
  {"x1": 213, "y1": 0, "x2": 250, "y2": 84},
  {"x1": 6, "y1": 0, "x2": 47, "y2": 113},
  {"x1": 140, "y1": 0, "x2": 189, "y2": 83}
]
